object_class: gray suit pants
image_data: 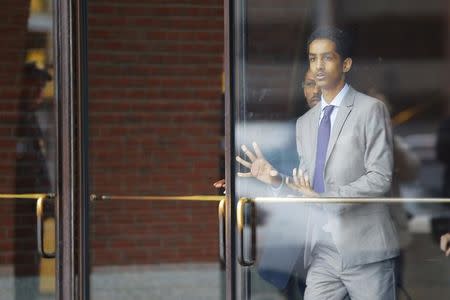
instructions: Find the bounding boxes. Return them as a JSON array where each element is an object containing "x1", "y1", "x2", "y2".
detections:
[{"x1": 304, "y1": 233, "x2": 396, "y2": 300}]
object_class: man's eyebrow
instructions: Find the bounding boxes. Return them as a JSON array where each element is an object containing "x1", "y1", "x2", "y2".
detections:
[{"x1": 309, "y1": 51, "x2": 333, "y2": 56}]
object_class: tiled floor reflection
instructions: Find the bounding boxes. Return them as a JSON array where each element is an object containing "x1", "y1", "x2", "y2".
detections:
[
  {"x1": 403, "y1": 234, "x2": 450, "y2": 299},
  {"x1": 91, "y1": 263, "x2": 224, "y2": 300}
]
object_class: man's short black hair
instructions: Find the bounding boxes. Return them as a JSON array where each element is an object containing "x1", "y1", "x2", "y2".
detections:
[{"x1": 307, "y1": 27, "x2": 353, "y2": 60}]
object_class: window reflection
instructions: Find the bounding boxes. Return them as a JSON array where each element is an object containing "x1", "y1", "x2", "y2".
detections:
[
  {"x1": 16, "y1": 63, "x2": 53, "y2": 194},
  {"x1": 0, "y1": 0, "x2": 57, "y2": 299}
]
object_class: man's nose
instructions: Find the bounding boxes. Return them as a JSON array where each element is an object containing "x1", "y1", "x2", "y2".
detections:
[{"x1": 316, "y1": 58, "x2": 325, "y2": 70}]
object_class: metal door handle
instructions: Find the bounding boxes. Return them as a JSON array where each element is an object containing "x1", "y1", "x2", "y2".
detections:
[
  {"x1": 0, "y1": 193, "x2": 55, "y2": 258},
  {"x1": 218, "y1": 198, "x2": 226, "y2": 263},
  {"x1": 237, "y1": 198, "x2": 255, "y2": 266},
  {"x1": 37, "y1": 196, "x2": 56, "y2": 258}
]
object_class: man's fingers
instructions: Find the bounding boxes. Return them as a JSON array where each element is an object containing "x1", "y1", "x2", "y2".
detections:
[
  {"x1": 285, "y1": 177, "x2": 298, "y2": 191},
  {"x1": 252, "y1": 142, "x2": 264, "y2": 159},
  {"x1": 292, "y1": 168, "x2": 310, "y2": 188},
  {"x1": 304, "y1": 173, "x2": 310, "y2": 188},
  {"x1": 237, "y1": 172, "x2": 253, "y2": 177},
  {"x1": 286, "y1": 177, "x2": 293, "y2": 186},
  {"x1": 241, "y1": 145, "x2": 256, "y2": 162},
  {"x1": 269, "y1": 170, "x2": 278, "y2": 177},
  {"x1": 236, "y1": 156, "x2": 252, "y2": 168},
  {"x1": 298, "y1": 169, "x2": 306, "y2": 186},
  {"x1": 293, "y1": 168, "x2": 299, "y2": 185}
]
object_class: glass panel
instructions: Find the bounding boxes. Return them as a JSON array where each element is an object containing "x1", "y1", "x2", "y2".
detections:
[
  {"x1": 233, "y1": 0, "x2": 450, "y2": 299},
  {"x1": 87, "y1": 1, "x2": 225, "y2": 299},
  {"x1": 0, "y1": 0, "x2": 56, "y2": 299}
]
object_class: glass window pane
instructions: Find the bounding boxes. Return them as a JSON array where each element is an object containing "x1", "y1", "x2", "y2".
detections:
[{"x1": 233, "y1": 0, "x2": 450, "y2": 298}]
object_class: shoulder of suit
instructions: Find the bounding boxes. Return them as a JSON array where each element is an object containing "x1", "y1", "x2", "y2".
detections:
[{"x1": 353, "y1": 89, "x2": 386, "y2": 111}]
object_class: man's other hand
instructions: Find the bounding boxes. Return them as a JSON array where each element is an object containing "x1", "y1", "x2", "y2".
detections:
[
  {"x1": 285, "y1": 168, "x2": 318, "y2": 197},
  {"x1": 213, "y1": 179, "x2": 226, "y2": 189}
]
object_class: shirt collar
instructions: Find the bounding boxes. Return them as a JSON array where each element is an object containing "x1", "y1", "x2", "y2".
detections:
[{"x1": 320, "y1": 83, "x2": 349, "y2": 111}]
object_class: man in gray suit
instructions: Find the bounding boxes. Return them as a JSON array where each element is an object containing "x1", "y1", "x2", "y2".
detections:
[{"x1": 237, "y1": 27, "x2": 399, "y2": 299}]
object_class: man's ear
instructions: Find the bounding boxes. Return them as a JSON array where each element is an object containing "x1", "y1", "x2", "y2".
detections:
[{"x1": 343, "y1": 58, "x2": 352, "y2": 73}]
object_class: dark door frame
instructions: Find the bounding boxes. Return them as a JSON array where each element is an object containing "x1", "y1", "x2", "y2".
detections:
[
  {"x1": 224, "y1": 0, "x2": 236, "y2": 299},
  {"x1": 54, "y1": 0, "x2": 89, "y2": 299},
  {"x1": 225, "y1": 0, "x2": 248, "y2": 299}
]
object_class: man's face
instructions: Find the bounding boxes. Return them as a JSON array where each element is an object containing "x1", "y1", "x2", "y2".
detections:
[
  {"x1": 308, "y1": 39, "x2": 351, "y2": 90},
  {"x1": 303, "y1": 70, "x2": 321, "y2": 108}
]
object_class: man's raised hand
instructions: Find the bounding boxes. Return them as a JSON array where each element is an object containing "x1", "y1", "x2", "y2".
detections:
[{"x1": 235, "y1": 142, "x2": 280, "y2": 186}]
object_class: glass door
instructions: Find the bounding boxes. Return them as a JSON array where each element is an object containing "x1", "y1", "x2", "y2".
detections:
[
  {"x1": 84, "y1": 0, "x2": 226, "y2": 299},
  {"x1": 0, "y1": 1, "x2": 57, "y2": 299},
  {"x1": 1, "y1": 0, "x2": 96, "y2": 299},
  {"x1": 227, "y1": 0, "x2": 450, "y2": 299}
]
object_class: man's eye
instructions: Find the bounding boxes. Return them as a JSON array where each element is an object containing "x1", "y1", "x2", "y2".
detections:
[{"x1": 309, "y1": 57, "x2": 315, "y2": 62}]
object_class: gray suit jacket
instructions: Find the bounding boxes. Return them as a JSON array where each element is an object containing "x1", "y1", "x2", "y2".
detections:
[{"x1": 296, "y1": 86, "x2": 399, "y2": 268}]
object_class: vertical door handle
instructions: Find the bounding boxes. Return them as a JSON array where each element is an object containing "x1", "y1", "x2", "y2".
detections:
[
  {"x1": 218, "y1": 198, "x2": 226, "y2": 263},
  {"x1": 237, "y1": 198, "x2": 255, "y2": 266},
  {"x1": 37, "y1": 196, "x2": 56, "y2": 258}
]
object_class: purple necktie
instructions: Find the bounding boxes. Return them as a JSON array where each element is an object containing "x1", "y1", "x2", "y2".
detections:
[{"x1": 313, "y1": 105, "x2": 335, "y2": 193}]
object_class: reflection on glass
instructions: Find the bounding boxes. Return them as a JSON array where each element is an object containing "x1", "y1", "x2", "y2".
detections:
[
  {"x1": 235, "y1": 0, "x2": 449, "y2": 299},
  {"x1": 16, "y1": 62, "x2": 54, "y2": 195},
  {"x1": 0, "y1": 0, "x2": 55, "y2": 299}
]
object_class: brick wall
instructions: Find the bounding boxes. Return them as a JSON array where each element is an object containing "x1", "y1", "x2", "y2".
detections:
[
  {"x1": 0, "y1": 0, "x2": 31, "y2": 266},
  {"x1": 0, "y1": 2, "x2": 29, "y2": 192},
  {"x1": 88, "y1": 0, "x2": 224, "y2": 265}
]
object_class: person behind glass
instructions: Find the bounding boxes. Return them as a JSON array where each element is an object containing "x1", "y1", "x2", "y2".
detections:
[
  {"x1": 236, "y1": 27, "x2": 399, "y2": 299},
  {"x1": 302, "y1": 69, "x2": 321, "y2": 109},
  {"x1": 16, "y1": 62, "x2": 53, "y2": 193}
]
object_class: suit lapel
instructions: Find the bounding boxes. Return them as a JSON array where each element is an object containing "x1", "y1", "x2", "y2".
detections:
[
  {"x1": 325, "y1": 87, "x2": 356, "y2": 164},
  {"x1": 308, "y1": 104, "x2": 321, "y2": 181}
]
